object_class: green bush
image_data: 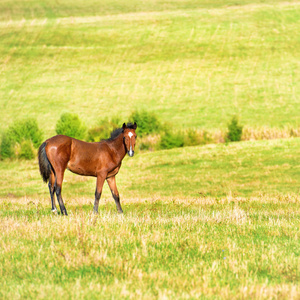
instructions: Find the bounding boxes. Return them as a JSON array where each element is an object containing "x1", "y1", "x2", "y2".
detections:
[
  {"x1": 137, "y1": 135, "x2": 161, "y2": 152},
  {"x1": 226, "y1": 116, "x2": 243, "y2": 142},
  {"x1": 138, "y1": 140, "x2": 152, "y2": 151},
  {"x1": 129, "y1": 110, "x2": 162, "y2": 137},
  {"x1": 55, "y1": 113, "x2": 87, "y2": 140},
  {"x1": 18, "y1": 140, "x2": 35, "y2": 160},
  {"x1": 0, "y1": 118, "x2": 43, "y2": 160},
  {"x1": 87, "y1": 117, "x2": 120, "y2": 142},
  {"x1": 160, "y1": 130, "x2": 185, "y2": 150},
  {"x1": 183, "y1": 129, "x2": 212, "y2": 147},
  {"x1": 158, "y1": 128, "x2": 213, "y2": 150},
  {"x1": 0, "y1": 133, "x2": 14, "y2": 159}
]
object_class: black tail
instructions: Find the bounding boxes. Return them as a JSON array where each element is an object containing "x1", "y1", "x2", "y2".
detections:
[{"x1": 38, "y1": 142, "x2": 53, "y2": 183}]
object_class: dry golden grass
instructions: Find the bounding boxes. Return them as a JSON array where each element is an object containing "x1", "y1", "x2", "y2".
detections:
[{"x1": 0, "y1": 193, "x2": 299, "y2": 299}]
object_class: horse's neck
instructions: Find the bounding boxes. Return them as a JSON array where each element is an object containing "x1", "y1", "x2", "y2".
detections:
[{"x1": 109, "y1": 134, "x2": 126, "y2": 162}]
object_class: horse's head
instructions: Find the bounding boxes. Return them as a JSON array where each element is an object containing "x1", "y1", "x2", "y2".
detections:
[{"x1": 123, "y1": 122, "x2": 137, "y2": 157}]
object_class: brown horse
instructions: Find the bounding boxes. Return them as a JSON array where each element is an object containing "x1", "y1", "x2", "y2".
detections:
[{"x1": 38, "y1": 122, "x2": 137, "y2": 215}]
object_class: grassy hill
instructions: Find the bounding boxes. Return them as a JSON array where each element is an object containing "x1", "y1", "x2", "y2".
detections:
[
  {"x1": 0, "y1": 2, "x2": 299, "y2": 298},
  {"x1": 1, "y1": 0, "x2": 299, "y2": 137},
  {"x1": 1, "y1": 138, "x2": 299, "y2": 199},
  {"x1": 0, "y1": 0, "x2": 288, "y2": 20},
  {"x1": 0, "y1": 192, "x2": 299, "y2": 299},
  {"x1": 1, "y1": 138, "x2": 299, "y2": 299}
]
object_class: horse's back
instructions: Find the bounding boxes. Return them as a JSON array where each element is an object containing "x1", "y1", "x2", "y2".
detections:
[
  {"x1": 46, "y1": 135, "x2": 73, "y2": 151},
  {"x1": 46, "y1": 134, "x2": 73, "y2": 144}
]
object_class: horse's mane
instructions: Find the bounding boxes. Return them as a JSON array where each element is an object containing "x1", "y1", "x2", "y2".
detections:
[{"x1": 103, "y1": 123, "x2": 136, "y2": 141}]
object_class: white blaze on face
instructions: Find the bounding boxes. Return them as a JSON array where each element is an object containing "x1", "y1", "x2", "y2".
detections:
[{"x1": 127, "y1": 132, "x2": 134, "y2": 156}]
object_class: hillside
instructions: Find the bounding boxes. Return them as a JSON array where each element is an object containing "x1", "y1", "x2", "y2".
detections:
[
  {"x1": 0, "y1": 0, "x2": 299, "y2": 137},
  {"x1": 1, "y1": 2, "x2": 299, "y2": 297},
  {"x1": 0, "y1": 0, "x2": 288, "y2": 21},
  {"x1": 1, "y1": 138, "x2": 299, "y2": 199},
  {"x1": 1, "y1": 136, "x2": 299, "y2": 298}
]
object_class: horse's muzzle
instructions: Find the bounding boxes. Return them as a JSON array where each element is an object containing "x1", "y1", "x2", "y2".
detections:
[{"x1": 128, "y1": 150, "x2": 134, "y2": 157}]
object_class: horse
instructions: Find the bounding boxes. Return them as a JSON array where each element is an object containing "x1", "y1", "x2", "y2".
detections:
[{"x1": 38, "y1": 122, "x2": 137, "y2": 215}]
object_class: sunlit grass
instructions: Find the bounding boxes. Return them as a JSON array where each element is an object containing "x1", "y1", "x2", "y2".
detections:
[
  {"x1": 1, "y1": 1, "x2": 299, "y2": 298},
  {"x1": 1, "y1": 138, "x2": 299, "y2": 297},
  {"x1": 1, "y1": 138, "x2": 300, "y2": 199},
  {"x1": 0, "y1": 1, "x2": 299, "y2": 136},
  {"x1": 0, "y1": 195, "x2": 299, "y2": 299},
  {"x1": 0, "y1": 0, "x2": 285, "y2": 21}
]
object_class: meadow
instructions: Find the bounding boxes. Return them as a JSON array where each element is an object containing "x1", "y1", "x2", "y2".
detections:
[
  {"x1": 1, "y1": 138, "x2": 300, "y2": 299},
  {"x1": 0, "y1": 193, "x2": 299, "y2": 299},
  {"x1": 0, "y1": 0, "x2": 299, "y2": 136},
  {"x1": 0, "y1": 0, "x2": 300, "y2": 299}
]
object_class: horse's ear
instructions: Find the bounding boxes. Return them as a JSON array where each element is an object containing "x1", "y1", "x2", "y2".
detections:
[
  {"x1": 122, "y1": 123, "x2": 127, "y2": 131},
  {"x1": 133, "y1": 122, "x2": 137, "y2": 130}
]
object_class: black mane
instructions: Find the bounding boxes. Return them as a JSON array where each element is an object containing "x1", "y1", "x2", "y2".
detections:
[{"x1": 104, "y1": 123, "x2": 136, "y2": 141}]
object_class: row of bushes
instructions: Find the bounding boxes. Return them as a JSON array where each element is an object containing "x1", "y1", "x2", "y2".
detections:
[
  {"x1": 0, "y1": 111, "x2": 243, "y2": 160},
  {"x1": 50, "y1": 111, "x2": 243, "y2": 150},
  {"x1": 56, "y1": 111, "x2": 243, "y2": 147},
  {"x1": 137, "y1": 115, "x2": 242, "y2": 151},
  {"x1": 3, "y1": 110, "x2": 300, "y2": 160},
  {"x1": 0, "y1": 119, "x2": 43, "y2": 160}
]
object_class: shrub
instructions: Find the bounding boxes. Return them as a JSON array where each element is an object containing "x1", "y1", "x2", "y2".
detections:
[
  {"x1": 87, "y1": 117, "x2": 120, "y2": 142},
  {"x1": 138, "y1": 135, "x2": 161, "y2": 152},
  {"x1": 18, "y1": 140, "x2": 35, "y2": 160},
  {"x1": 160, "y1": 130, "x2": 185, "y2": 150},
  {"x1": 0, "y1": 118, "x2": 43, "y2": 160},
  {"x1": 183, "y1": 129, "x2": 212, "y2": 147},
  {"x1": 226, "y1": 116, "x2": 243, "y2": 142},
  {"x1": 0, "y1": 132, "x2": 14, "y2": 159},
  {"x1": 55, "y1": 113, "x2": 86, "y2": 140},
  {"x1": 129, "y1": 110, "x2": 162, "y2": 137}
]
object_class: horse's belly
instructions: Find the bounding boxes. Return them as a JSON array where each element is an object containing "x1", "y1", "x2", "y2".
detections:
[{"x1": 67, "y1": 162, "x2": 96, "y2": 177}]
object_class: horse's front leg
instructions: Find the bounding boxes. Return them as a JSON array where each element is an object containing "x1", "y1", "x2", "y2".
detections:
[
  {"x1": 107, "y1": 176, "x2": 123, "y2": 214},
  {"x1": 93, "y1": 174, "x2": 106, "y2": 214}
]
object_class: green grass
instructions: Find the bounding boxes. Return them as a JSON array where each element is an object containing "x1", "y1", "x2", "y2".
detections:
[
  {"x1": 0, "y1": 0, "x2": 287, "y2": 21},
  {"x1": 0, "y1": 194, "x2": 299, "y2": 298},
  {"x1": 1, "y1": 138, "x2": 300, "y2": 199},
  {"x1": 1, "y1": 1, "x2": 300, "y2": 298},
  {"x1": 1, "y1": 139, "x2": 299, "y2": 299},
  {"x1": 1, "y1": 1, "x2": 299, "y2": 137}
]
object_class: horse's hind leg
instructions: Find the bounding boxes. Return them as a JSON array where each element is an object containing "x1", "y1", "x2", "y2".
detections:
[
  {"x1": 107, "y1": 176, "x2": 123, "y2": 214},
  {"x1": 45, "y1": 138, "x2": 70, "y2": 216},
  {"x1": 48, "y1": 172, "x2": 57, "y2": 212},
  {"x1": 55, "y1": 171, "x2": 68, "y2": 216}
]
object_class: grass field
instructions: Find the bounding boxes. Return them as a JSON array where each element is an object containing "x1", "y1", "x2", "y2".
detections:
[
  {"x1": 1, "y1": 139, "x2": 300, "y2": 298},
  {"x1": 1, "y1": 0, "x2": 300, "y2": 298},
  {"x1": 0, "y1": 194, "x2": 299, "y2": 299},
  {"x1": 1, "y1": 0, "x2": 299, "y2": 136},
  {"x1": 1, "y1": 138, "x2": 300, "y2": 199}
]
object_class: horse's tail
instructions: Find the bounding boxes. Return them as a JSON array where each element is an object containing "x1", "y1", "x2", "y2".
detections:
[{"x1": 38, "y1": 142, "x2": 53, "y2": 183}]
